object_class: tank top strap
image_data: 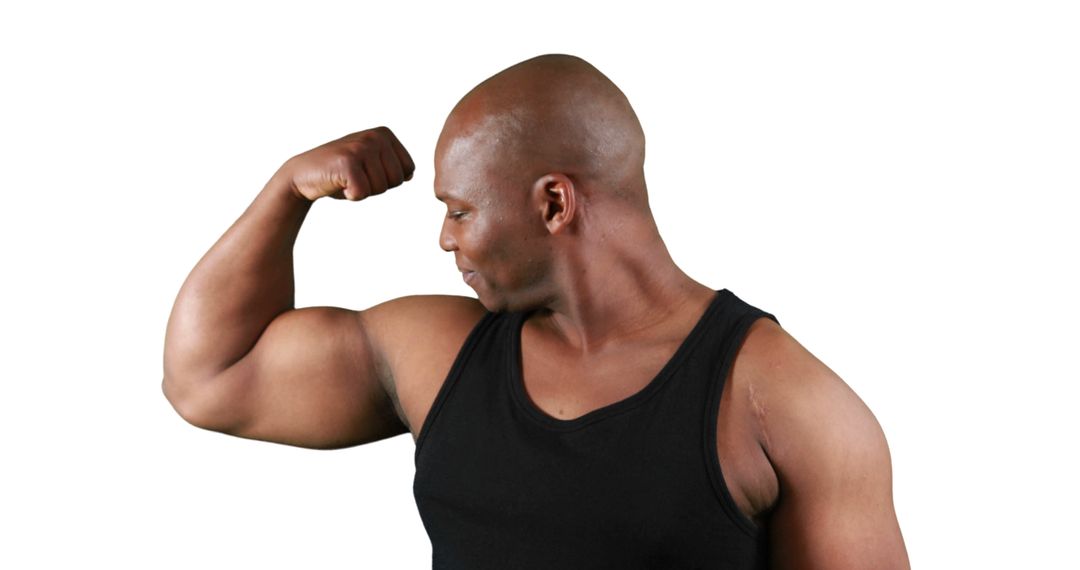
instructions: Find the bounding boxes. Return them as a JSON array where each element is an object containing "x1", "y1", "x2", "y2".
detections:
[
  {"x1": 690, "y1": 289, "x2": 781, "y2": 535},
  {"x1": 413, "y1": 308, "x2": 503, "y2": 461},
  {"x1": 691, "y1": 289, "x2": 780, "y2": 362}
]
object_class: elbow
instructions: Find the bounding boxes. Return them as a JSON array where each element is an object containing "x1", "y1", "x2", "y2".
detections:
[
  {"x1": 162, "y1": 375, "x2": 203, "y2": 428},
  {"x1": 161, "y1": 374, "x2": 235, "y2": 433}
]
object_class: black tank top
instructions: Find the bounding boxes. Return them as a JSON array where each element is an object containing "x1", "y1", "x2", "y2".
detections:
[{"x1": 413, "y1": 289, "x2": 778, "y2": 569}]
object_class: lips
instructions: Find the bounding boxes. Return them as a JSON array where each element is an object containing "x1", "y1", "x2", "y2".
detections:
[{"x1": 461, "y1": 270, "x2": 477, "y2": 285}]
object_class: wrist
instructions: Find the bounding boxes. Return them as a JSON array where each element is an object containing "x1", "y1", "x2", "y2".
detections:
[{"x1": 265, "y1": 164, "x2": 312, "y2": 207}]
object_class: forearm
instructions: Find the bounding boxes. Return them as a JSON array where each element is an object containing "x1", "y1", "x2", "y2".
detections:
[{"x1": 163, "y1": 169, "x2": 311, "y2": 386}]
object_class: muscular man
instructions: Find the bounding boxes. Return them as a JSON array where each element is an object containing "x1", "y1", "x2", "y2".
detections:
[{"x1": 163, "y1": 54, "x2": 909, "y2": 568}]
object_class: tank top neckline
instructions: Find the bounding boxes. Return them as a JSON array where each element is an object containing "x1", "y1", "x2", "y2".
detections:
[{"x1": 506, "y1": 289, "x2": 730, "y2": 431}]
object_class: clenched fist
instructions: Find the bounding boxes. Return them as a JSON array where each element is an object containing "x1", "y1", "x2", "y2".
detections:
[{"x1": 279, "y1": 127, "x2": 416, "y2": 202}]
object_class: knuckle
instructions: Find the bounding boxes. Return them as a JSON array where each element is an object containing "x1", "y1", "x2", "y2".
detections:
[{"x1": 333, "y1": 153, "x2": 354, "y2": 171}]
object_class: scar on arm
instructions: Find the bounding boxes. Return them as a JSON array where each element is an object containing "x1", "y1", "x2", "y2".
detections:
[{"x1": 747, "y1": 378, "x2": 773, "y2": 456}]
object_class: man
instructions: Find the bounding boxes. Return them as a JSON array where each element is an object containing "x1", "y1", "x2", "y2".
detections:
[{"x1": 163, "y1": 54, "x2": 909, "y2": 568}]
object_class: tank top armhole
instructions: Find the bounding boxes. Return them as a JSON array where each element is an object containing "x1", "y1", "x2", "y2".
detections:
[
  {"x1": 704, "y1": 310, "x2": 780, "y2": 539},
  {"x1": 413, "y1": 310, "x2": 497, "y2": 464}
]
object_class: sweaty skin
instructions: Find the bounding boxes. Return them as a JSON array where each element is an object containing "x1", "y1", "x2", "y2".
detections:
[{"x1": 163, "y1": 54, "x2": 910, "y2": 569}]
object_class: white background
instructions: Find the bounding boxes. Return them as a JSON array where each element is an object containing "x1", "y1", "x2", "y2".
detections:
[{"x1": 2, "y1": 1, "x2": 1077, "y2": 568}]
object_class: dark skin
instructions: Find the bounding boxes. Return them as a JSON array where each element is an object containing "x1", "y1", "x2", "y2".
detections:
[{"x1": 163, "y1": 54, "x2": 910, "y2": 568}]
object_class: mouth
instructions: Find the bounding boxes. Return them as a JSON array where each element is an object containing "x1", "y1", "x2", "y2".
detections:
[{"x1": 459, "y1": 268, "x2": 477, "y2": 285}]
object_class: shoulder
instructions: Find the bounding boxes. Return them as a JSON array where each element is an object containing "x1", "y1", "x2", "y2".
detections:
[
  {"x1": 358, "y1": 294, "x2": 487, "y2": 374},
  {"x1": 356, "y1": 294, "x2": 488, "y2": 437},
  {"x1": 734, "y1": 319, "x2": 881, "y2": 465},
  {"x1": 360, "y1": 294, "x2": 487, "y2": 335},
  {"x1": 734, "y1": 317, "x2": 836, "y2": 397}
]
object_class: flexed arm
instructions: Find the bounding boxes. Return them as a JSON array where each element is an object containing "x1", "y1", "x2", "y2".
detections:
[{"x1": 161, "y1": 128, "x2": 417, "y2": 448}]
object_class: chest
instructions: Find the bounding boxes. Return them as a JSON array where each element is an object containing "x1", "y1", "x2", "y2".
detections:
[{"x1": 413, "y1": 375, "x2": 767, "y2": 567}]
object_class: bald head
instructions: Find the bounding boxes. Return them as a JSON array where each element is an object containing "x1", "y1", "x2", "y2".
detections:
[{"x1": 436, "y1": 54, "x2": 648, "y2": 207}]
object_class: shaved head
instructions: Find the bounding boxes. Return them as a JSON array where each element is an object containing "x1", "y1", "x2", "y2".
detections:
[
  {"x1": 435, "y1": 54, "x2": 662, "y2": 312},
  {"x1": 436, "y1": 54, "x2": 648, "y2": 207}
]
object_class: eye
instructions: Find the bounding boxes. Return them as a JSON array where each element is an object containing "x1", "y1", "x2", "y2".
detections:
[{"x1": 447, "y1": 210, "x2": 467, "y2": 220}]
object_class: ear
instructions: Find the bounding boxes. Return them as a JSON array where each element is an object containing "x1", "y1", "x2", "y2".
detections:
[{"x1": 531, "y1": 173, "x2": 577, "y2": 235}]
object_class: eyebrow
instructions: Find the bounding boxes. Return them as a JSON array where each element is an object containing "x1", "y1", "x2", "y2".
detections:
[{"x1": 434, "y1": 189, "x2": 460, "y2": 203}]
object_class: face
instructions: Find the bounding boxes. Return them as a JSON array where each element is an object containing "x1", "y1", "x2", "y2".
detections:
[{"x1": 434, "y1": 125, "x2": 552, "y2": 312}]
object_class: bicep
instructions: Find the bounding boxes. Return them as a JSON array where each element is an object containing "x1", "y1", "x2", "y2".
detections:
[
  {"x1": 191, "y1": 306, "x2": 407, "y2": 449},
  {"x1": 758, "y1": 331, "x2": 909, "y2": 569}
]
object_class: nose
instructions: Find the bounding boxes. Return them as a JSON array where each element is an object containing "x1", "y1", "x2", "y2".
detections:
[{"x1": 439, "y1": 217, "x2": 457, "y2": 252}]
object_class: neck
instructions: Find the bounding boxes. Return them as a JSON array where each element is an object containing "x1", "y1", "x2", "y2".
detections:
[{"x1": 534, "y1": 213, "x2": 714, "y2": 353}]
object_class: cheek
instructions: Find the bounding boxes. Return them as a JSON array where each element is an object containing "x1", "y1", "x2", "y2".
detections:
[
  {"x1": 458, "y1": 220, "x2": 498, "y2": 261},
  {"x1": 466, "y1": 205, "x2": 537, "y2": 268}
]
